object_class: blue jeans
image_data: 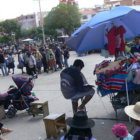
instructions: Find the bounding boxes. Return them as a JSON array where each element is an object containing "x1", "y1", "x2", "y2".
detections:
[
  {"x1": 0, "y1": 63, "x2": 8, "y2": 76},
  {"x1": 64, "y1": 58, "x2": 69, "y2": 68}
]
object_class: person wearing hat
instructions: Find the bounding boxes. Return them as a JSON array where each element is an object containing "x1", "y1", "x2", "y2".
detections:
[
  {"x1": 125, "y1": 102, "x2": 140, "y2": 140},
  {"x1": 60, "y1": 111, "x2": 96, "y2": 140},
  {"x1": 18, "y1": 50, "x2": 25, "y2": 74},
  {"x1": 112, "y1": 123, "x2": 133, "y2": 140},
  {"x1": 60, "y1": 59, "x2": 95, "y2": 113}
]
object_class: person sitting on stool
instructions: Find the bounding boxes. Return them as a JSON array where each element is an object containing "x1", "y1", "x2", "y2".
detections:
[{"x1": 60, "y1": 59, "x2": 95, "y2": 113}]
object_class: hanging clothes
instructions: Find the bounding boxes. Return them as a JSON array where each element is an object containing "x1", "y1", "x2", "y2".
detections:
[
  {"x1": 106, "y1": 26, "x2": 117, "y2": 55},
  {"x1": 115, "y1": 25, "x2": 126, "y2": 52},
  {"x1": 106, "y1": 25, "x2": 126, "y2": 56}
]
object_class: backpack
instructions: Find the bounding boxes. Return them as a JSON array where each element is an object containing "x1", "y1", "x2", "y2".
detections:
[{"x1": 60, "y1": 71, "x2": 77, "y2": 99}]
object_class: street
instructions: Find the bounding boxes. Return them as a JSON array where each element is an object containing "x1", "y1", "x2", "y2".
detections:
[{"x1": 0, "y1": 52, "x2": 132, "y2": 140}]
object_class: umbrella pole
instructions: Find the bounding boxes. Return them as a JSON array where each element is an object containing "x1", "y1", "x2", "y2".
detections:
[{"x1": 125, "y1": 78, "x2": 131, "y2": 122}]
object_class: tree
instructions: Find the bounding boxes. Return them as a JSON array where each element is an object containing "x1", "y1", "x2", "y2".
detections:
[
  {"x1": 44, "y1": 3, "x2": 81, "y2": 36},
  {"x1": 0, "y1": 36, "x2": 12, "y2": 44},
  {"x1": 0, "y1": 19, "x2": 21, "y2": 43}
]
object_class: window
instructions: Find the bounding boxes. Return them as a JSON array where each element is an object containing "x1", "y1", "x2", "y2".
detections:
[{"x1": 82, "y1": 15, "x2": 88, "y2": 19}]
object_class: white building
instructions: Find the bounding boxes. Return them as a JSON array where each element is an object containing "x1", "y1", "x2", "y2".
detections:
[
  {"x1": 17, "y1": 11, "x2": 48, "y2": 30},
  {"x1": 80, "y1": 8, "x2": 97, "y2": 25}
]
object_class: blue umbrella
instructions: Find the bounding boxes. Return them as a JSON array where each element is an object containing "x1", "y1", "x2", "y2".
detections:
[{"x1": 66, "y1": 6, "x2": 140, "y2": 53}]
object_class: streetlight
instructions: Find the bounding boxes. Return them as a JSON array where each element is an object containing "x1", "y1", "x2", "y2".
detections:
[
  {"x1": 34, "y1": 0, "x2": 46, "y2": 45},
  {"x1": 132, "y1": 0, "x2": 135, "y2": 5}
]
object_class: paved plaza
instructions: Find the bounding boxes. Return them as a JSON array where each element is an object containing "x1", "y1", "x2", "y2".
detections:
[{"x1": 0, "y1": 52, "x2": 133, "y2": 140}]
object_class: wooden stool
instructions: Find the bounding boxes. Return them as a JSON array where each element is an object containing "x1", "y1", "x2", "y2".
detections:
[
  {"x1": 31, "y1": 100, "x2": 49, "y2": 117},
  {"x1": 43, "y1": 113, "x2": 67, "y2": 139},
  {"x1": 0, "y1": 105, "x2": 6, "y2": 120}
]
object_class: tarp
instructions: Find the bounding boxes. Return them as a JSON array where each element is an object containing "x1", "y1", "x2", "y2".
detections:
[
  {"x1": 22, "y1": 38, "x2": 33, "y2": 42},
  {"x1": 66, "y1": 6, "x2": 140, "y2": 53}
]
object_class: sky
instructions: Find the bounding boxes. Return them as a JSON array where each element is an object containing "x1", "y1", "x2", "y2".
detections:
[{"x1": 0, "y1": 0, "x2": 104, "y2": 20}]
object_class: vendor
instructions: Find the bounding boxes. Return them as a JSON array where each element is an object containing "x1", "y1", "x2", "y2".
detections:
[{"x1": 131, "y1": 36, "x2": 140, "y2": 55}]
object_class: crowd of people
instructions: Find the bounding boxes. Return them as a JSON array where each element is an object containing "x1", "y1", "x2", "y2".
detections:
[
  {"x1": 1, "y1": 36, "x2": 140, "y2": 140},
  {"x1": 0, "y1": 43, "x2": 70, "y2": 76}
]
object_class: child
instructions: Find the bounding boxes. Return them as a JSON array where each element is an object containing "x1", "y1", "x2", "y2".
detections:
[
  {"x1": 125, "y1": 102, "x2": 140, "y2": 140},
  {"x1": 112, "y1": 123, "x2": 133, "y2": 140}
]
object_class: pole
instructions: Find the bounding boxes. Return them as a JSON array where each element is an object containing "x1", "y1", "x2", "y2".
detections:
[
  {"x1": 38, "y1": 0, "x2": 46, "y2": 45},
  {"x1": 132, "y1": 0, "x2": 135, "y2": 5},
  {"x1": 125, "y1": 78, "x2": 131, "y2": 122}
]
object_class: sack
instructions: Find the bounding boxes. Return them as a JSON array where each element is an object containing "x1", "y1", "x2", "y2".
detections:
[{"x1": 60, "y1": 72, "x2": 76, "y2": 99}]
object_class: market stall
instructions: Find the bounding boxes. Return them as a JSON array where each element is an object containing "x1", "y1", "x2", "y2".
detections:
[{"x1": 66, "y1": 6, "x2": 140, "y2": 119}]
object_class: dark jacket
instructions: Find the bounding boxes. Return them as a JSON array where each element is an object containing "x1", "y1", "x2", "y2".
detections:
[
  {"x1": 131, "y1": 44, "x2": 140, "y2": 55},
  {"x1": 64, "y1": 49, "x2": 69, "y2": 59},
  {"x1": 0, "y1": 53, "x2": 5, "y2": 63},
  {"x1": 134, "y1": 131, "x2": 140, "y2": 140},
  {"x1": 60, "y1": 66, "x2": 87, "y2": 99},
  {"x1": 0, "y1": 122, "x2": 3, "y2": 130}
]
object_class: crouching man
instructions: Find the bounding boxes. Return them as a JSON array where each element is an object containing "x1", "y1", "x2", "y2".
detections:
[{"x1": 60, "y1": 59, "x2": 95, "y2": 113}]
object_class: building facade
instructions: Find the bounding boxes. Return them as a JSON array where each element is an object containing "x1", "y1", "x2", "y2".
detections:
[
  {"x1": 17, "y1": 14, "x2": 37, "y2": 30},
  {"x1": 80, "y1": 8, "x2": 97, "y2": 24},
  {"x1": 17, "y1": 12, "x2": 48, "y2": 30},
  {"x1": 59, "y1": 0, "x2": 78, "y2": 6},
  {"x1": 104, "y1": 0, "x2": 140, "y2": 9}
]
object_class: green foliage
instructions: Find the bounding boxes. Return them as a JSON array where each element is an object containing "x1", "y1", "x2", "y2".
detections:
[
  {"x1": 20, "y1": 27, "x2": 43, "y2": 39},
  {"x1": 20, "y1": 29, "x2": 31, "y2": 38},
  {"x1": 0, "y1": 36, "x2": 12, "y2": 43},
  {"x1": 0, "y1": 19, "x2": 21, "y2": 41},
  {"x1": 44, "y1": 3, "x2": 81, "y2": 36}
]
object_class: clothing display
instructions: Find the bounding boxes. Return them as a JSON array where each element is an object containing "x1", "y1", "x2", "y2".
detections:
[
  {"x1": 95, "y1": 56, "x2": 140, "y2": 96},
  {"x1": 95, "y1": 60, "x2": 126, "y2": 78},
  {"x1": 106, "y1": 26, "x2": 117, "y2": 55},
  {"x1": 96, "y1": 72, "x2": 128, "y2": 90},
  {"x1": 116, "y1": 26, "x2": 126, "y2": 52},
  {"x1": 105, "y1": 25, "x2": 126, "y2": 56}
]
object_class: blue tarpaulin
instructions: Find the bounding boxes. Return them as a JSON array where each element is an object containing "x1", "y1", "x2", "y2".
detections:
[{"x1": 66, "y1": 6, "x2": 140, "y2": 53}]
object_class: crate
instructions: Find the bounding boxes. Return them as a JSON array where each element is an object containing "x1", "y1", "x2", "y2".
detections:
[
  {"x1": 0, "y1": 105, "x2": 6, "y2": 120},
  {"x1": 43, "y1": 113, "x2": 67, "y2": 139},
  {"x1": 31, "y1": 100, "x2": 49, "y2": 117}
]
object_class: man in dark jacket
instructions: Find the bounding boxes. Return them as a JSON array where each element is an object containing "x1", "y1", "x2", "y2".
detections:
[
  {"x1": 60, "y1": 59, "x2": 95, "y2": 113},
  {"x1": 131, "y1": 36, "x2": 140, "y2": 55},
  {"x1": 0, "y1": 49, "x2": 8, "y2": 76},
  {"x1": 40, "y1": 48, "x2": 48, "y2": 73},
  {"x1": 55, "y1": 45, "x2": 62, "y2": 69}
]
